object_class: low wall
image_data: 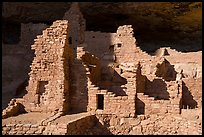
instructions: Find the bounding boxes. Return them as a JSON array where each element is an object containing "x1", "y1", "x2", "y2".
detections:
[
  {"x1": 2, "y1": 123, "x2": 46, "y2": 135},
  {"x1": 2, "y1": 113, "x2": 96, "y2": 135},
  {"x1": 137, "y1": 80, "x2": 182, "y2": 115}
]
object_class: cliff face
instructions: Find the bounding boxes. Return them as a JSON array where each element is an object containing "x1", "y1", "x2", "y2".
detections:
[{"x1": 2, "y1": 2, "x2": 202, "y2": 52}]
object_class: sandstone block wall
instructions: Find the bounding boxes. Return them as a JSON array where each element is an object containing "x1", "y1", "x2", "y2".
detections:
[
  {"x1": 113, "y1": 25, "x2": 137, "y2": 63},
  {"x1": 22, "y1": 20, "x2": 70, "y2": 113},
  {"x1": 2, "y1": 113, "x2": 96, "y2": 135},
  {"x1": 80, "y1": 50, "x2": 101, "y2": 85},
  {"x1": 63, "y1": 2, "x2": 86, "y2": 57},
  {"x1": 84, "y1": 26, "x2": 150, "y2": 65},
  {"x1": 87, "y1": 62, "x2": 142, "y2": 118},
  {"x1": 174, "y1": 63, "x2": 202, "y2": 79},
  {"x1": 87, "y1": 82, "x2": 135, "y2": 117},
  {"x1": 137, "y1": 79, "x2": 182, "y2": 115},
  {"x1": 95, "y1": 111, "x2": 202, "y2": 135},
  {"x1": 2, "y1": 3, "x2": 202, "y2": 135},
  {"x1": 84, "y1": 31, "x2": 114, "y2": 61},
  {"x1": 66, "y1": 115, "x2": 96, "y2": 135},
  {"x1": 2, "y1": 123, "x2": 45, "y2": 135},
  {"x1": 69, "y1": 58, "x2": 89, "y2": 112},
  {"x1": 84, "y1": 27, "x2": 147, "y2": 117}
]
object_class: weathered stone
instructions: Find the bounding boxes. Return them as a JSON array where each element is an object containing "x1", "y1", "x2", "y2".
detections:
[{"x1": 2, "y1": 2, "x2": 202, "y2": 136}]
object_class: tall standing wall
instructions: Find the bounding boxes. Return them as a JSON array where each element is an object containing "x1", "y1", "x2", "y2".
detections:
[{"x1": 22, "y1": 20, "x2": 71, "y2": 113}]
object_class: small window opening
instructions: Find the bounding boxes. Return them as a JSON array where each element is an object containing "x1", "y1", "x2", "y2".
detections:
[
  {"x1": 97, "y1": 94, "x2": 104, "y2": 110},
  {"x1": 117, "y1": 43, "x2": 122, "y2": 48},
  {"x1": 120, "y1": 69, "x2": 123, "y2": 74},
  {"x1": 69, "y1": 37, "x2": 72, "y2": 44}
]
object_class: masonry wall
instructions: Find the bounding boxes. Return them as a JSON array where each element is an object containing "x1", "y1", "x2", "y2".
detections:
[
  {"x1": 63, "y1": 2, "x2": 86, "y2": 56},
  {"x1": 84, "y1": 29, "x2": 149, "y2": 72},
  {"x1": 112, "y1": 25, "x2": 137, "y2": 63},
  {"x1": 87, "y1": 73, "x2": 136, "y2": 117},
  {"x1": 2, "y1": 123, "x2": 46, "y2": 135},
  {"x1": 69, "y1": 57, "x2": 89, "y2": 113},
  {"x1": 87, "y1": 63, "x2": 141, "y2": 118},
  {"x1": 86, "y1": 26, "x2": 143, "y2": 117},
  {"x1": 81, "y1": 51, "x2": 101, "y2": 85},
  {"x1": 21, "y1": 20, "x2": 70, "y2": 113},
  {"x1": 104, "y1": 95, "x2": 135, "y2": 117},
  {"x1": 84, "y1": 31, "x2": 114, "y2": 61},
  {"x1": 88, "y1": 89, "x2": 135, "y2": 118},
  {"x1": 2, "y1": 114, "x2": 96, "y2": 135},
  {"x1": 137, "y1": 79, "x2": 182, "y2": 115}
]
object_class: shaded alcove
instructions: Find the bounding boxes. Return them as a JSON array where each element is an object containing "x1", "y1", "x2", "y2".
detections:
[
  {"x1": 136, "y1": 97, "x2": 145, "y2": 115},
  {"x1": 68, "y1": 58, "x2": 89, "y2": 114},
  {"x1": 98, "y1": 66, "x2": 128, "y2": 96},
  {"x1": 145, "y1": 78, "x2": 170, "y2": 100},
  {"x1": 181, "y1": 81, "x2": 198, "y2": 109},
  {"x1": 81, "y1": 33, "x2": 128, "y2": 96},
  {"x1": 81, "y1": 52, "x2": 128, "y2": 96},
  {"x1": 155, "y1": 58, "x2": 177, "y2": 82},
  {"x1": 14, "y1": 78, "x2": 28, "y2": 98}
]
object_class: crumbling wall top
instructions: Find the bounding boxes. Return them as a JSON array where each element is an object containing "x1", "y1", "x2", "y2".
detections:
[{"x1": 116, "y1": 25, "x2": 134, "y2": 37}]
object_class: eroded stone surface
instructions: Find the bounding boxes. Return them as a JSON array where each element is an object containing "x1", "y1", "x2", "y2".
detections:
[{"x1": 2, "y1": 2, "x2": 202, "y2": 135}]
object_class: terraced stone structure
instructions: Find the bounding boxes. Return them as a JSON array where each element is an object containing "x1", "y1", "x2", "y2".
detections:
[{"x1": 2, "y1": 3, "x2": 202, "y2": 135}]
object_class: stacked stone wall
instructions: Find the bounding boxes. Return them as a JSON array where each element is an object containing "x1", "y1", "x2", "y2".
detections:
[
  {"x1": 22, "y1": 20, "x2": 70, "y2": 113},
  {"x1": 2, "y1": 113, "x2": 96, "y2": 135},
  {"x1": 137, "y1": 80, "x2": 182, "y2": 115},
  {"x1": 84, "y1": 31, "x2": 113, "y2": 60}
]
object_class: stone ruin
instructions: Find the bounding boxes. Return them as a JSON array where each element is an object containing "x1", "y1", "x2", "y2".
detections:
[{"x1": 2, "y1": 3, "x2": 202, "y2": 135}]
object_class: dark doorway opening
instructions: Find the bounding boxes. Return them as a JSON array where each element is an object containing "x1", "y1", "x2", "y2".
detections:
[
  {"x1": 37, "y1": 81, "x2": 48, "y2": 104},
  {"x1": 136, "y1": 98, "x2": 145, "y2": 115},
  {"x1": 97, "y1": 94, "x2": 104, "y2": 110},
  {"x1": 69, "y1": 37, "x2": 72, "y2": 44},
  {"x1": 37, "y1": 81, "x2": 48, "y2": 95}
]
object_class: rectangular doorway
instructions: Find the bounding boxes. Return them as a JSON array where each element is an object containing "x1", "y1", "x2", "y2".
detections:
[
  {"x1": 37, "y1": 81, "x2": 48, "y2": 95},
  {"x1": 97, "y1": 94, "x2": 104, "y2": 110},
  {"x1": 37, "y1": 81, "x2": 48, "y2": 104}
]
